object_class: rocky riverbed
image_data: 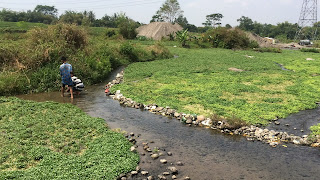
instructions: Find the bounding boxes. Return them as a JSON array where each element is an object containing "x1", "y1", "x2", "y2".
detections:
[
  {"x1": 107, "y1": 71, "x2": 320, "y2": 148},
  {"x1": 117, "y1": 132, "x2": 190, "y2": 180}
]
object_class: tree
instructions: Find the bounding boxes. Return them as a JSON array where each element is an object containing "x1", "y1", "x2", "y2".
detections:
[
  {"x1": 237, "y1": 16, "x2": 254, "y2": 31},
  {"x1": 203, "y1": 13, "x2": 223, "y2": 28},
  {"x1": 34, "y1": 5, "x2": 58, "y2": 17},
  {"x1": 59, "y1": 11, "x2": 84, "y2": 25},
  {"x1": 152, "y1": 0, "x2": 183, "y2": 23},
  {"x1": 175, "y1": 15, "x2": 188, "y2": 29},
  {"x1": 150, "y1": 14, "x2": 164, "y2": 23}
]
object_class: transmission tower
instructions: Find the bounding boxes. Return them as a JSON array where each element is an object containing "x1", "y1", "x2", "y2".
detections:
[{"x1": 295, "y1": 0, "x2": 318, "y2": 41}]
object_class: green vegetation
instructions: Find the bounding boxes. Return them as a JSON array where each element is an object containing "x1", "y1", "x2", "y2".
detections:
[
  {"x1": 301, "y1": 48, "x2": 320, "y2": 53},
  {"x1": 310, "y1": 124, "x2": 320, "y2": 136},
  {"x1": 0, "y1": 97, "x2": 139, "y2": 179},
  {"x1": 0, "y1": 22, "x2": 172, "y2": 95},
  {"x1": 112, "y1": 48, "x2": 320, "y2": 126}
]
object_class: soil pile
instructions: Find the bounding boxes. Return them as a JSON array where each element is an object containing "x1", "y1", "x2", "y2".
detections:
[
  {"x1": 246, "y1": 32, "x2": 276, "y2": 48},
  {"x1": 136, "y1": 22, "x2": 183, "y2": 40},
  {"x1": 246, "y1": 32, "x2": 304, "y2": 49}
]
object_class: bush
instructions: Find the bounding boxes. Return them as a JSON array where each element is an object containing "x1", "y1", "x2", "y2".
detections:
[
  {"x1": 147, "y1": 42, "x2": 173, "y2": 59},
  {"x1": 253, "y1": 47, "x2": 282, "y2": 53},
  {"x1": 118, "y1": 19, "x2": 138, "y2": 39},
  {"x1": 0, "y1": 71, "x2": 30, "y2": 95},
  {"x1": 105, "y1": 28, "x2": 116, "y2": 38},
  {"x1": 203, "y1": 27, "x2": 258, "y2": 49},
  {"x1": 301, "y1": 48, "x2": 320, "y2": 53},
  {"x1": 120, "y1": 42, "x2": 139, "y2": 62}
]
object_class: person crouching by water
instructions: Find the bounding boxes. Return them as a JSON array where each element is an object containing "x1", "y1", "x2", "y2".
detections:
[{"x1": 60, "y1": 56, "x2": 73, "y2": 99}]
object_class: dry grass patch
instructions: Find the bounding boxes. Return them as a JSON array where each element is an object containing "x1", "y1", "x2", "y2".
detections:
[
  {"x1": 184, "y1": 104, "x2": 213, "y2": 116},
  {"x1": 221, "y1": 92, "x2": 295, "y2": 104},
  {"x1": 259, "y1": 81, "x2": 294, "y2": 91}
]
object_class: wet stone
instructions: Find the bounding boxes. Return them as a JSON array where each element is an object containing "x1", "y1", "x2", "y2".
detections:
[
  {"x1": 163, "y1": 172, "x2": 170, "y2": 176},
  {"x1": 158, "y1": 175, "x2": 167, "y2": 180},
  {"x1": 151, "y1": 154, "x2": 159, "y2": 159},
  {"x1": 141, "y1": 171, "x2": 149, "y2": 176},
  {"x1": 160, "y1": 159, "x2": 167, "y2": 164},
  {"x1": 168, "y1": 166, "x2": 178, "y2": 174},
  {"x1": 176, "y1": 161, "x2": 184, "y2": 166}
]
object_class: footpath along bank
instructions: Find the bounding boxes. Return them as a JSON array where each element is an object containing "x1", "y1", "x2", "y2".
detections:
[{"x1": 106, "y1": 71, "x2": 320, "y2": 148}]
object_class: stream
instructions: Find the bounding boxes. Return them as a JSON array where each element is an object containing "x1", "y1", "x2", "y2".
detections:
[{"x1": 17, "y1": 68, "x2": 320, "y2": 180}]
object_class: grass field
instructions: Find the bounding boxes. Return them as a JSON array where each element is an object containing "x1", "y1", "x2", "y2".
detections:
[
  {"x1": 112, "y1": 47, "x2": 320, "y2": 129},
  {"x1": 0, "y1": 97, "x2": 139, "y2": 179}
]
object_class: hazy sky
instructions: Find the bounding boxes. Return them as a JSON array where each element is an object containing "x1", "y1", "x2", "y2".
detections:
[{"x1": 0, "y1": 0, "x2": 304, "y2": 26}]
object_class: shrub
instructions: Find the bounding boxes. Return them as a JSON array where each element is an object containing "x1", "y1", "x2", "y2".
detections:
[
  {"x1": 0, "y1": 71, "x2": 30, "y2": 95},
  {"x1": 253, "y1": 47, "x2": 282, "y2": 53},
  {"x1": 301, "y1": 48, "x2": 320, "y2": 53},
  {"x1": 120, "y1": 42, "x2": 139, "y2": 62},
  {"x1": 105, "y1": 28, "x2": 116, "y2": 38},
  {"x1": 118, "y1": 19, "x2": 138, "y2": 39},
  {"x1": 147, "y1": 42, "x2": 173, "y2": 59},
  {"x1": 203, "y1": 27, "x2": 258, "y2": 49}
]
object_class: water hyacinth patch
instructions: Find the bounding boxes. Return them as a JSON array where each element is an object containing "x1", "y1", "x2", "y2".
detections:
[{"x1": 0, "y1": 97, "x2": 139, "y2": 179}]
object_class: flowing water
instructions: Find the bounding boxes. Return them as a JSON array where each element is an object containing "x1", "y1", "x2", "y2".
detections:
[{"x1": 17, "y1": 69, "x2": 320, "y2": 180}]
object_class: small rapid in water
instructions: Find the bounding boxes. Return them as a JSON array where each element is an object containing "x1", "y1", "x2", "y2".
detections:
[{"x1": 17, "y1": 68, "x2": 320, "y2": 180}]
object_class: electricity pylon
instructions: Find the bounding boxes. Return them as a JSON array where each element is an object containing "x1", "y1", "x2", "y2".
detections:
[{"x1": 295, "y1": 0, "x2": 318, "y2": 41}]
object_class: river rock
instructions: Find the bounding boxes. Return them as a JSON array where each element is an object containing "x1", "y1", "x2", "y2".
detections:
[
  {"x1": 147, "y1": 176, "x2": 154, "y2": 180},
  {"x1": 197, "y1": 115, "x2": 205, "y2": 121},
  {"x1": 167, "y1": 152, "x2": 173, "y2": 156},
  {"x1": 163, "y1": 172, "x2": 170, "y2": 176},
  {"x1": 274, "y1": 121, "x2": 280, "y2": 125},
  {"x1": 151, "y1": 154, "x2": 159, "y2": 159},
  {"x1": 172, "y1": 175, "x2": 177, "y2": 179},
  {"x1": 184, "y1": 177, "x2": 191, "y2": 180},
  {"x1": 136, "y1": 166, "x2": 141, "y2": 172},
  {"x1": 160, "y1": 159, "x2": 167, "y2": 164},
  {"x1": 141, "y1": 171, "x2": 149, "y2": 175},
  {"x1": 158, "y1": 175, "x2": 167, "y2": 180},
  {"x1": 131, "y1": 171, "x2": 138, "y2": 175},
  {"x1": 186, "y1": 119, "x2": 193, "y2": 124},
  {"x1": 121, "y1": 177, "x2": 127, "y2": 180},
  {"x1": 176, "y1": 161, "x2": 184, "y2": 166},
  {"x1": 168, "y1": 166, "x2": 178, "y2": 174},
  {"x1": 130, "y1": 146, "x2": 136, "y2": 152},
  {"x1": 201, "y1": 119, "x2": 211, "y2": 126}
]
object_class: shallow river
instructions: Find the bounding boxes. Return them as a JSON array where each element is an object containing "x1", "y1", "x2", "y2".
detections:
[{"x1": 17, "y1": 69, "x2": 320, "y2": 180}]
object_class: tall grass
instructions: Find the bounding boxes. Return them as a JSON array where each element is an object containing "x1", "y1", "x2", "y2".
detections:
[{"x1": 0, "y1": 23, "x2": 172, "y2": 95}]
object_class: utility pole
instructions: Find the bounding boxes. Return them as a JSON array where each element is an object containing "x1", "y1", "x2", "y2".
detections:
[{"x1": 295, "y1": 0, "x2": 318, "y2": 41}]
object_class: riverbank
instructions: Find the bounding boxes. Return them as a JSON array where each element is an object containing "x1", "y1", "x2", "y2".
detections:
[
  {"x1": 0, "y1": 97, "x2": 139, "y2": 179},
  {"x1": 108, "y1": 47, "x2": 319, "y2": 146}
]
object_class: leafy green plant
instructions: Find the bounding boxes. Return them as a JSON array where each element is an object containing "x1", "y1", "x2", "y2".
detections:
[
  {"x1": 176, "y1": 29, "x2": 189, "y2": 47},
  {"x1": 0, "y1": 97, "x2": 139, "y2": 179}
]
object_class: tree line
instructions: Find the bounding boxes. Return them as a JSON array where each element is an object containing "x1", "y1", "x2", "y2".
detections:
[{"x1": 0, "y1": 0, "x2": 318, "y2": 41}]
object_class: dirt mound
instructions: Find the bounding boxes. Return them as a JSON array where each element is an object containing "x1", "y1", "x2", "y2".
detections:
[
  {"x1": 136, "y1": 22, "x2": 183, "y2": 40},
  {"x1": 246, "y1": 32, "x2": 304, "y2": 49},
  {"x1": 246, "y1": 32, "x2": 276, "y2": 48}
]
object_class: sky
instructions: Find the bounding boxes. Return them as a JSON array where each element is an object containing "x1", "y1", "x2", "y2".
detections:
[{"x1": 0, "y1": 0, "x2": 305, "y2": 26}]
